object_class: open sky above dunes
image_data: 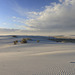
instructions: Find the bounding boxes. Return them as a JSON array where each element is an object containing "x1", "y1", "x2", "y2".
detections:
[{"x1": 0, "y1": 0, "x2": 75, "y2": 35}]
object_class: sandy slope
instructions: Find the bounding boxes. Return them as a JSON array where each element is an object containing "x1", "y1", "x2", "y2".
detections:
[{"x1": 0, "y1": 36, "x2": 75, "y2": 75}]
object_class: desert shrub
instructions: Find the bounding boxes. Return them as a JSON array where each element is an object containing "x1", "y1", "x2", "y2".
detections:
[
  {"x1": 37, "y1": 40, "x2": 40, "y2": 43},
  {"x1": 21, "y1": 38, "x2": 27, "y2": 44},
  {"x1": 12, "y1": 35, "x2": 17, "y2": 38},
  {"x1": 14, "y1": 40, "x2": 18, "y2": 45}
]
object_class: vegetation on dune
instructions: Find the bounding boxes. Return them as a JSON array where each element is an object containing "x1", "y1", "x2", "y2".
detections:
[
  {"x1": 49, "y1": 38, "x2": 75, "y2": 43},
  {"x1": 20, "y1": 38, "x2": 27, "y2": 44},
  {"x1": 12, "y1": 35, "x2": 17, "y2": 38},
  {"x1": 37, "y1": 40, "x2": 40, "y2": 43},
  {"x1": 13, "y1": 38, "x2": 30, "y2": 45},
  {"x1": 14, "y1": 40, "x2": 18, "y2": 45},
  {"x1": 13, "y1": 36, "x2": 75, "y2": 45}
]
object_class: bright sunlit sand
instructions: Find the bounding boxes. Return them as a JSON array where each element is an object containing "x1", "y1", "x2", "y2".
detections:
[{"x1": 0, "y1": 35, "x2": 75, "y2": 75}]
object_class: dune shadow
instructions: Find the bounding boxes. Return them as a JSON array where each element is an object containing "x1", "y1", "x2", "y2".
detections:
[{"x1": 70, "y1": 62, "x2": 75, "y2": 63}]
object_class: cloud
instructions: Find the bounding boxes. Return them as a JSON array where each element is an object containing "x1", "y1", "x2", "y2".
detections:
[
  {"x1": 11, "y1": 0, "x2": 75, "y2": 35},
  {"x1": 0, "y1": 28, "x2": 48, "y2": 36},
  {"x1": 59, "y1": 0, "x2": 63, "y2": 2},
  {"x1": 24, "y1": 0, "x2": 75, "y2": 34},
  {"x1": 11, "y1": 1, "x2": 28, "y2": 17},
  {"x1": 12, "y1": 16, "x2": 16, "y2": 19},
  {"x1": 27, "y1": 12, "x2": 40, "y2": 19},
  {"x1": 2, "y1": 23, "x2": 7, "y2": 25}
]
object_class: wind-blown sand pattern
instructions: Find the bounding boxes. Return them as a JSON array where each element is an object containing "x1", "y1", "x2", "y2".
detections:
[{"x1": 0, "y1": 36, "x2": 75, "y2": 75}]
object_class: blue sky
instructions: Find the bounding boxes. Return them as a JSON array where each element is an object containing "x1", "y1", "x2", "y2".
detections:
[
  {"x1": 0, "y1": 0, "x2": 75, "y2": 35},
  {"x1": 0, "y1": 0, "x2": 59, "y2": 29}
]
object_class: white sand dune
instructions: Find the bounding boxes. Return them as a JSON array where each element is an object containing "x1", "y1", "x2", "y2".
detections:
[{"x1": 0, "y1": 36, "x2": 75, "y2": 75}]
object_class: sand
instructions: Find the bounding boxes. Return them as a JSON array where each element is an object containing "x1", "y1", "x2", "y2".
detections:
[{"x1": 0, "y1": 35, "x2": 75, "y2": 75}]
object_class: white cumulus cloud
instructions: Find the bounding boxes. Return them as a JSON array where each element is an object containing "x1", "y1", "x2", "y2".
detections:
[
  {"x1": 24, "y1": 0, "x2": 75, "y2": 34},
  {"x1": 12, "y1": 0, "x2": 75, "y2": 35}
]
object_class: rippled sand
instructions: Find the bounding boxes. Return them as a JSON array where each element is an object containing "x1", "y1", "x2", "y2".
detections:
[{"x1": 0, "y1": 36, "x2": 75, "y2": 75}]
